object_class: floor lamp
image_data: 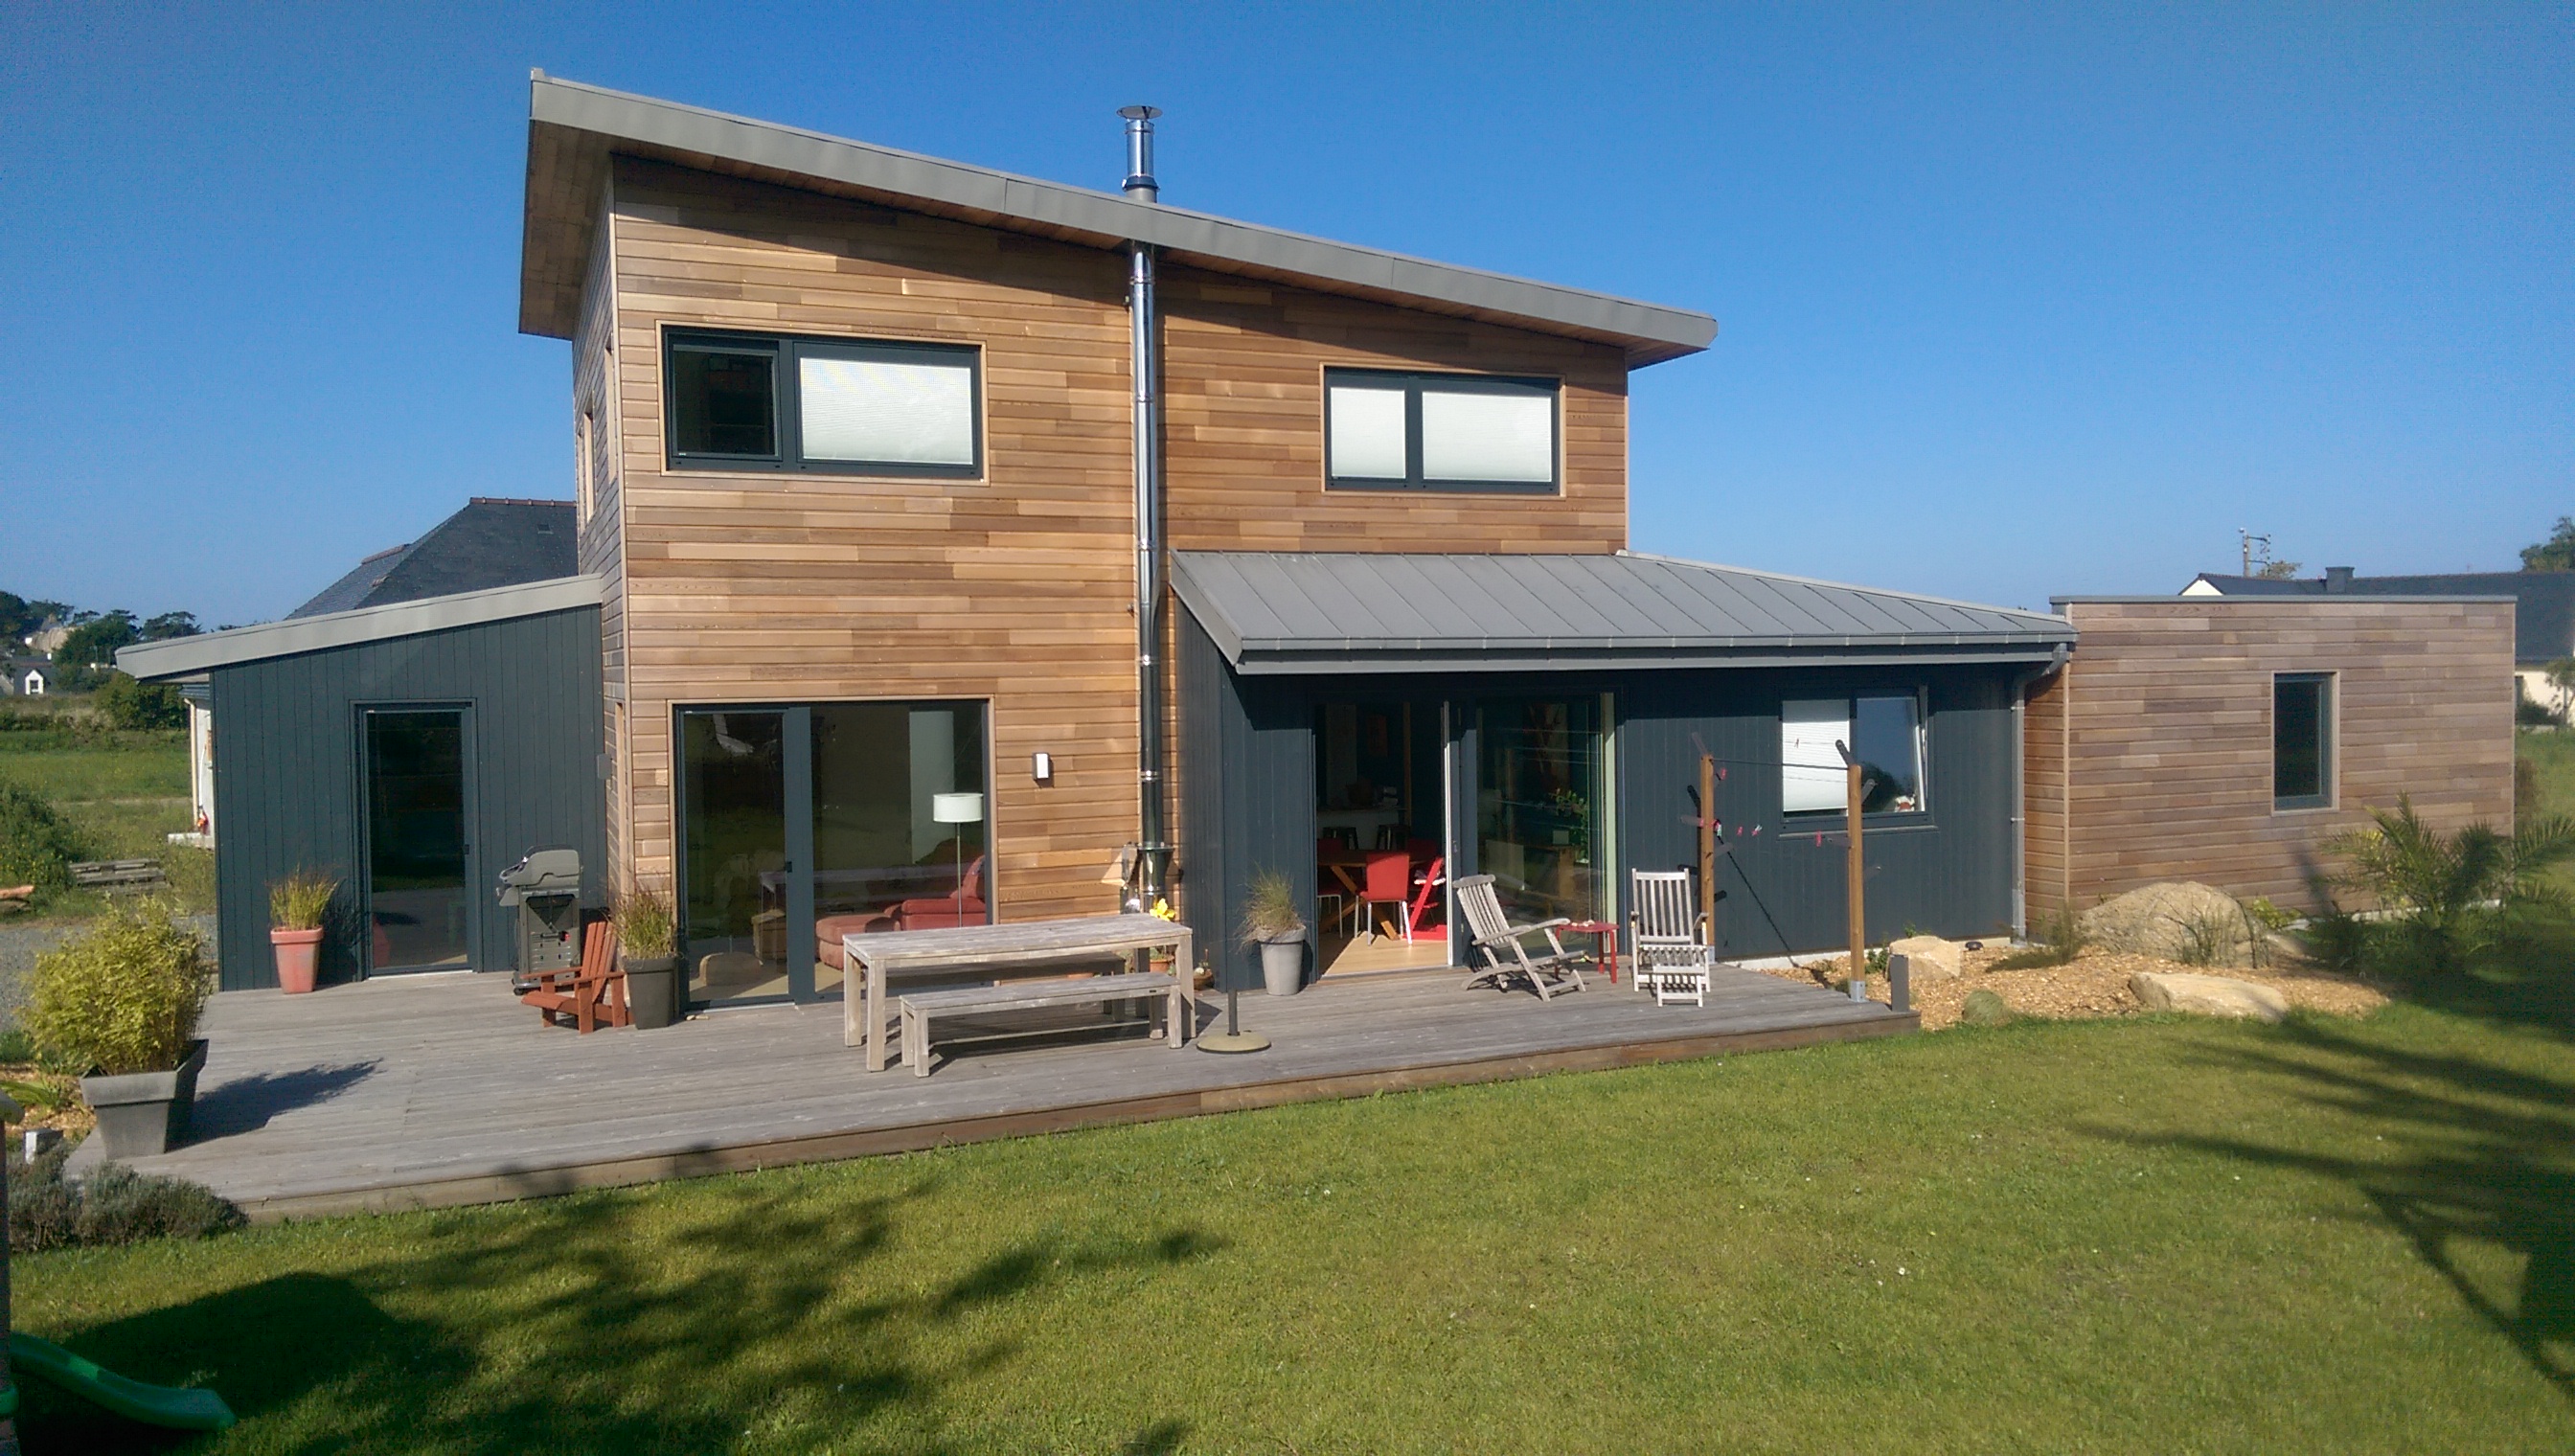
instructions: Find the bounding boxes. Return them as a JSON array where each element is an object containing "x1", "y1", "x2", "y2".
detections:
[{"x1": 932, "y1": 792, "x2": 982, "y2": 910}]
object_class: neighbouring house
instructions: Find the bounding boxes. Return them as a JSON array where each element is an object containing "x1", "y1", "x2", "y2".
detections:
[
  {"x1": 3, "y1": 659, "x2": 48, "y2": 696},
  {"x1": 2186, "y1": 566, "x2": 2575, "y2": 718},
  {"x1": 2025, "y1": 594, "x2": 2516, "y2": 922},
  {"x1": 127, "y1": 76, "x2": 2076, "y2": 995},
  {"x1": 121, "y1": 499, "x2": 599, "y2": 986}
]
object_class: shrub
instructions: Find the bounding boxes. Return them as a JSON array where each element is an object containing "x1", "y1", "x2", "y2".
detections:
[
  {"x1": 613, "y1": 885, "x2": 676, "y2": 958},
  {"x1": 2326, "y1": 797, "x2": 2575, "y2": 971},
  {"x1": 269, "y1": 868, "x2": 338, "y2": 930},
  {"x1": 91, "y1": 670, "x2": 186, "y2": 730},
  {"x1": 1992, "y1": 905, "x2": 2085, "y2": 970},
  {"x1": 10, "y1": 1141, "x2": 242, "y2": 1253},
  {"x1": 24, "y1": 901, "x2": 212, "y2": 1075},
  {"x1": 0, "y1": 774, "x2": 82, "y2": 895}
]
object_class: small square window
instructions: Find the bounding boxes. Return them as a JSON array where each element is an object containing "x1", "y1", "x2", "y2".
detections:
[
  {"x1": 1783, "y1": 692, "x2": 1927, "y2": 816},
  {"x1": 1323, "y1": 368, "x2": 1560, "y2": 493},
  {"x1": 2274, "y1": 673, "x2": 2334, "y2": 808}
]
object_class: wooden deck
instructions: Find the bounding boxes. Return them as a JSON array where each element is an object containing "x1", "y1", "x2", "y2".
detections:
[{"x1": 67, "y1": 965, "x2": 1913, "y2": 1222}]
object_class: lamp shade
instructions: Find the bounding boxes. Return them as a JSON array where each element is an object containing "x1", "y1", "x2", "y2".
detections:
[{"x1": 932, "y1": 791, "x2": 984, "y2": 825}]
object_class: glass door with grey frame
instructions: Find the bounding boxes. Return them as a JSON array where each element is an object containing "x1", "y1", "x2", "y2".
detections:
[{"x1": 363, "y1": 707, "x2": 475, "y2": 973}]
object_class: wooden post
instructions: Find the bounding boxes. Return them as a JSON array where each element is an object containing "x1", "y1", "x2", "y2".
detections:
[
  {"x1": 1698, "y1": 752, "x2": 1718, "y2": 949},
  {"x1": 1838, "y1": 742, "x2": 1865, "y2": 987}
]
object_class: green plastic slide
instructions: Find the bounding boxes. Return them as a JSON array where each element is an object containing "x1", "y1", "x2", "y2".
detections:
[{"x1": 8, "y1": 1331, "x2": 237, "y2": 1431}]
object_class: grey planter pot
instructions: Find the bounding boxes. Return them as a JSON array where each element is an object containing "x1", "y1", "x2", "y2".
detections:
[
  {"x1": 80, "y1": 1037, "x2": 208, "y2": 1160},
  {"x1": 624, "y1": 954, "x2": 680, "y2": 1029},
  {"x1": 1260, "y1": 937, "x2": 1306, "y2": 997}
]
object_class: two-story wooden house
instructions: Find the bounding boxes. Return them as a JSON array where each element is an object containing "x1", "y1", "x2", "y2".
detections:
[{"x1": 131, "y1": 76, "x2": 2076, "y2": 996}]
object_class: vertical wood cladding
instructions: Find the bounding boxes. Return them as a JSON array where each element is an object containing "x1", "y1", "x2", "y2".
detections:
[
  {"x1": 599, "y1": 158, "x2": 1641, "y2": 922},
  {"x1": 1160, "y1": 268, "x2": 1629, "y2": 553},
  {"x1": 208, "y1": 608, "x2": 605, "y2": 990},
  {"x1": 2035, "y1": 599, "x2": 2516, "y2": 916}
]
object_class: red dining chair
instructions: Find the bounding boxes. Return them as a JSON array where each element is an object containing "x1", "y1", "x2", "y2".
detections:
[
  {"x1": 1360, "y1": 850, "x2": 1412, "y2": 944},
  {"x1": 1406, "y1": 855, "x2": 1447, "y2": 938}
]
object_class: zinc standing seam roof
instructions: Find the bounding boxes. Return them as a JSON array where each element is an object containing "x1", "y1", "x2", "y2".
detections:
[{"x1": 1172, "y1": 552, "x2": 2074, "y2": 675}]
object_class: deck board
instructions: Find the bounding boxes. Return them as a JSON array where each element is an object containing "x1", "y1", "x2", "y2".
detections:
[{"x1": 69, "y1": 966, "x2": 1911, "y2": 1219}]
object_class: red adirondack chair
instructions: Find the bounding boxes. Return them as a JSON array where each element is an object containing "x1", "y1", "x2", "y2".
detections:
[{"x1": 520, "y1": 920, "x2": 630, "y2": 1033}]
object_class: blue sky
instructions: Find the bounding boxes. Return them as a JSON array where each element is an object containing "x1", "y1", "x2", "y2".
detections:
[{"x1": 3, "y1": 3, "x2": 2566, "y2": 625}]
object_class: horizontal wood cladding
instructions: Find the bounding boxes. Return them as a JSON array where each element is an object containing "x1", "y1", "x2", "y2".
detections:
[
  {"x1": 2037, "y1": 600, "x2": 2515, "y2": 915},
  {"x1": 606, "y1": 158, "x2": 1139, "y2": 921},
  {"x1": 2022, "y1": 667, "x2": 2071, "y2": 923},
  {"x1": 1161, "y1": 266, "x2": 1629, "y2": 553}
]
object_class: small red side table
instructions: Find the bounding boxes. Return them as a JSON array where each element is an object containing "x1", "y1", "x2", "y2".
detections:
[{"x1": 1561, "y1": 921, "x2": 1620, "y2": 985}]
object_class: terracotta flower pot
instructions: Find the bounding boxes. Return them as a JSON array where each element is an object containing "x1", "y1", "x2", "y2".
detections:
[{"x1": 271, "y1": 926, "x2": 324, "y2": 994}]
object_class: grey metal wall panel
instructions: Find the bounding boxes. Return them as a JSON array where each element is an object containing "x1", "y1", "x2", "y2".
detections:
[
  {"x1": 210, "y1": 606, "x2": 605, "y2": 990},
  {"x1": 1176, "y1": 605, "x2": 1318, "y2": 993}
]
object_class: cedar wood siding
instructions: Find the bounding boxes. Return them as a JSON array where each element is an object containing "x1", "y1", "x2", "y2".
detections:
[
  {"x1": 2021, "y1": 664, "x2": 2071, "y2": 924},
  {"x1": 572, "y1": 184, "x2": 627, "y2": 889},
  {"x1": 1160, "y1": 269, "x2": 1628, "y2": 553},
  {"x1": 598, "y1": 158, "x2": 1636, "y2": 922},
  {"x1": 2033, "y1": 599, "x2": 2515, "y2": 918}
]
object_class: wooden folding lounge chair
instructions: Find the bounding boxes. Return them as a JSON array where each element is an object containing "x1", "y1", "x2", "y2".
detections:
[
  {"x1": 1453, "y1": 873, "x2": 1587, "y2": 1001},
  {"x1": 1629, "y1": 869, "x2": 1714, "y2": 1007},
  {"x1": 520, "y1": 920, "x2": 630, "y2": 1033}
]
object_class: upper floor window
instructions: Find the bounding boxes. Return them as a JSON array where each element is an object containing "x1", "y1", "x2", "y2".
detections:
[
  {"x1": 2273, "y1": 672, "x2": 2335, "y2": 809},
  {"x1": 1783, "y1": 693, "x2": 1927, "y2": 816},
  {"x1": 665, "y1": 330, "x2": 982, "y2": 477},
  {"x1": 1324, "y1": 368, "x2": 1560, "y2": 494}
]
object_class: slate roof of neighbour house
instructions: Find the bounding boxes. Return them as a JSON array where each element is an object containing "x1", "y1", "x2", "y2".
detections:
[
  {"x1": 289, "y1": 499, "x2": 577, "y2": 619},
  {"x1": 518, "y1": 75, "x2": 1716, "y2": 364},
  {"x1": 1173, "y1": 551, "x2": 2075, "y2": 675},
  {"x1": 2184, "y1": 570, "x2": 2570, "y2": 664}
]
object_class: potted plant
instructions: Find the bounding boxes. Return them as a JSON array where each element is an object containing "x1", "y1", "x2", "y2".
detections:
[
  {"x1": 613, "y1": 886, "x2": 680, "y2": 1029},
  {"x1": 268, "y1": 869, "x2": 336, "y2": 994},
  {"x1": 1239, "y1": 868, "x2": 1309, "y2": 996},
  {"x1": 26, "y1": 900, "x2": 214, "y2": 1159}
]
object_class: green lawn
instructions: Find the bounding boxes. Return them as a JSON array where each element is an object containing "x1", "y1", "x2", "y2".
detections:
[
  {"x1": 0, "y1": 710, "x2": 210, "y2": 915},
  {"x1": 19, "y1": 970, "x2": 2571, "y2": 1453}
]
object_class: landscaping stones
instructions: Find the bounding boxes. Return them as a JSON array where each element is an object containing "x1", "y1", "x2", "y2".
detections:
[
  {"x1": 2130, "y1": 970, "x2": 2290, "y2": 1022},
  {"x1": 1886, "y1": 934, "x2": 1967, "y2": 980},
  {"x1": 1960, "y1": 989, "x2": 2014, "y2": 1026},
  {"x1": 2078, "y1": 882, "x2": 2257, "y2": 967}
]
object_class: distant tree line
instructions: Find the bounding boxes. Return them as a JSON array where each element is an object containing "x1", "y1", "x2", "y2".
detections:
[{"x1": 4, "y1": 590, "x2": 206, "y2": 729}]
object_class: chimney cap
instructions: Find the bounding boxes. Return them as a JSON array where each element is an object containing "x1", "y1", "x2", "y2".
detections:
[{"x1": 1118, "y1": 104, "x2": 1162, "y2": 122}]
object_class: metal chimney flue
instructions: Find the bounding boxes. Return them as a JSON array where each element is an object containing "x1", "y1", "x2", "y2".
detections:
[{"x1": 1119, "y1": 104, "x2": 1161, "y2": 201}]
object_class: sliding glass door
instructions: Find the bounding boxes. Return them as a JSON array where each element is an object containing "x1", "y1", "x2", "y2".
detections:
[
  {"x1": 1472, "y1": 695, "x2": 1610, "y2": 930},
  {"x1": 362, "y1": 707, "x2": 474, "y2": 973},
  {"x1": 677, "y1": 701, "x2": 989, "y2": 1008}
]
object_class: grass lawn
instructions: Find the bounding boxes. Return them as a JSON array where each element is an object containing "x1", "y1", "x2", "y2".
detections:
[
  {"x1": 19, "y1": 972, "x2": 2571, "y2": 1453},
  {"x1": 0, "y1": 705, "x2": 209, "y2": 916}
]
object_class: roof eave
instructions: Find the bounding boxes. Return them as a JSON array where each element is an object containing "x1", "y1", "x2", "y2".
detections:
[
  {"x1": 119, "y1": 575, "x2": 605, "y2": 680},
  {"x1": 518, "y1": 76, "x2": 1715, "y2": 363}
]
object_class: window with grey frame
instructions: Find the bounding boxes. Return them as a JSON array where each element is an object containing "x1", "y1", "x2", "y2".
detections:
[
  {"x1": 665, "y1": 329, "x2": 982, "y2": 477},
  {"x1": 1323, "y1": 368, "x2": 1561, "y2": 493},
  {"x1": 2273, "y1": 672, "x2": 2335, "y2": 809},
  {"x1": 1781, "y1": 692, "x2": 1928, "y2": 817}
]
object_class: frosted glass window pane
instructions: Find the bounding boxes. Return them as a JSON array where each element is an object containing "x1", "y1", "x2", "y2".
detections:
[
  {"x1": 799, "y1": 355, "x2": 975, "y2": 466},
  {"x1": 1782, "y1": 699, "x2": 1852, "y2": 814},
  {"x1": 1329, "y1": 387, "x2": 1407, "y2": 479},
  {"x1": 1421, "y1": 390, "x2": 1553, "y2": 483}
]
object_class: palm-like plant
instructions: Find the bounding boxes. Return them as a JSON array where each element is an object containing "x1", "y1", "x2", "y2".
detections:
[{"x1": 2327, "y1": 796, "x2": 2575, "y2": 969}]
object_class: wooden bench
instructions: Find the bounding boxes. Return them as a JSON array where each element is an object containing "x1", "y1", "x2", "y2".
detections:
[
  {"x1": 71, "y1": 859, "x2": 167, "y2": 895},
  {"x1": 898, "y1": 971, "x2": 1180, "y2": 1078}
]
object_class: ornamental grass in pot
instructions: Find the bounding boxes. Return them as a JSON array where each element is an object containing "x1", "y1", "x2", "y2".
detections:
[
  {"x1": 1239, "y1": 869, "x2": 1309, "y2": 996},
  {"x1": 613, "y1": 886, "x2": 681, "y2": 1029},
  {"x1": 267, "y1": 869, "x2": 336, "y2": 994},
  {"x1": 27, "y1": 900, "x2": 214, "y2": 1158}
]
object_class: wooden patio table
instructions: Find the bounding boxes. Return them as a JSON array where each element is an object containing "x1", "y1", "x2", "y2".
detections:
[{"x1": 843, "y1": 913, "x2": 1196, "y2": 1072}]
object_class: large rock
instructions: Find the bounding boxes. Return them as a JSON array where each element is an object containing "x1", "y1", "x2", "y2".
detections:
[
  {"x1": 1886, "y1": 934, "x2": 1967, "y2": 980},
  {"x1": 2078, "y1": 882, "x2": 2257, "y2": 967},
  {"x1": 2130, "y1": 971, "x2": 2289, "y2": 1023}
]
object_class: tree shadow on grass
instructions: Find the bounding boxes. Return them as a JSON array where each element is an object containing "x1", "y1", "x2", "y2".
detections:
[
  {"x1": 2095, "y1": 1016, "x2": 2574, "y2": 1404},
  {"x1": 27, "y1": 1173, "x2": 1220, "y2": 1453}
]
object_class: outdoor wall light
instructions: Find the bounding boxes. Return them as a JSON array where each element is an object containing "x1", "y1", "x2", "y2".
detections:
[{"x1": 1032, "y1": 751, "x2": 1054, "y2": 784}]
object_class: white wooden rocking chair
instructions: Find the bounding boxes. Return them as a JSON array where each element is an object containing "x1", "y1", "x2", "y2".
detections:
[
  {"x1": 1628, "y1": 869, "x2": 1714, "y2": 1007},
  {"x1": 1453, "y1": 874, "x2": 1588, "y2": 1001}
]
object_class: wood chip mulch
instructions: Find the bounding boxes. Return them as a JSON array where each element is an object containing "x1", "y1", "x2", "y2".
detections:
[
  {"x1": 1752, "y1": 945, "x2": 2390, "y2": 1031},
  {"x1": 0, "y1": 1065, "x2": 94, "y2": 1140}
]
